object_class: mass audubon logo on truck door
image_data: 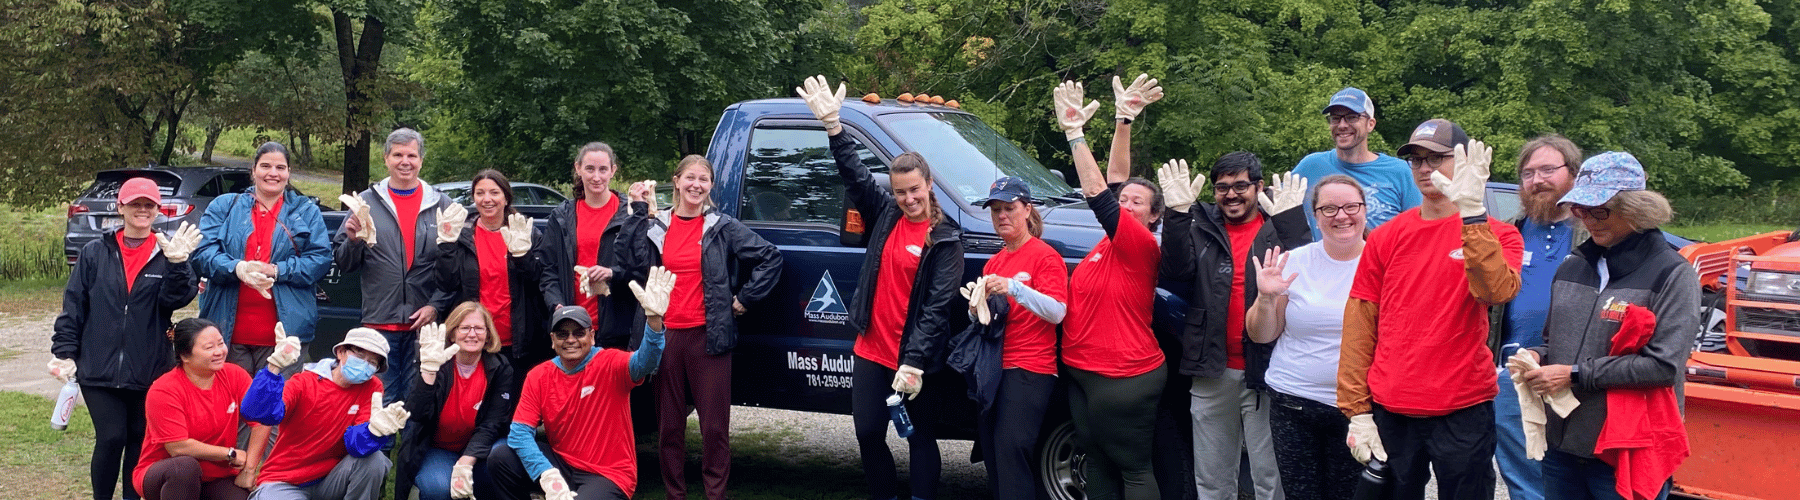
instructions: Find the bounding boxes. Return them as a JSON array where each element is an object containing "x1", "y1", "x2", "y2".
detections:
[{"x1": 806, "y1": 270, "x2": 849, "y2": 325}]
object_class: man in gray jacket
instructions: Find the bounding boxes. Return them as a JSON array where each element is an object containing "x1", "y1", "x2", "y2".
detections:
[{"x1": 333, "y1": 127, "x2": 455, "y2": 405}]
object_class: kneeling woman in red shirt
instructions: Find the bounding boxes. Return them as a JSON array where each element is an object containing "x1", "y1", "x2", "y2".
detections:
[
  {"x1": 134, "y1": 318, "x2": 255, "y2": 500},
  {"x1": 394, "y1": 301, "x2": 518, "y2": 500},
  {"x1": 434, "y1": 170, "x2": 546, "y2": 368}
]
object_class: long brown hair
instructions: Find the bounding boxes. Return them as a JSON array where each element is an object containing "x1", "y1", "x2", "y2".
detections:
[
  {"x1": 469, "y1": 169, "x2": 519, "y2": 217},
  {"x1": 890, "y1": 152, "x2": 945, "y2": 229}
]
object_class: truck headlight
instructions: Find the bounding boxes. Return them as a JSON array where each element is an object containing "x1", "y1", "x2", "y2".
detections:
[{"x1": 1747, "y1": 270, "x2": 1800, "y2": 297}]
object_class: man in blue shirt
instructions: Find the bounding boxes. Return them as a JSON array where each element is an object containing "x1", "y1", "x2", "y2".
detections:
[
  {"x1": 1291, "y1": 87, "x2": 1422, "y2": 239},
  {"x1": 1493, "y1": 134, "x2": 1585, "y2": 500}
]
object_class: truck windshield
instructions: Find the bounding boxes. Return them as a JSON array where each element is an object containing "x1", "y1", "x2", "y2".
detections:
[{"x1": 879, "y1": 112, "x2": 1074, "y2": 205}]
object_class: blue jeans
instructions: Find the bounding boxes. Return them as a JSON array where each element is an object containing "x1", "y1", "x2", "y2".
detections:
[
  {"x1": 1542, "y1": 450, "x2": 1671, "y2": 500},
  {"x1": 1496, "y1": 366, "x2": 1544, "y2": 500},
  {"x1": 415, "y1": 447, "x2": 497, "y2": 500},
  {"x1": 377, "y1": 329, "x2": 418, "y2": 406}
]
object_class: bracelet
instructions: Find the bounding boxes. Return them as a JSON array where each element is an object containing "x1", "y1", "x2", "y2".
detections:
[
  {"x1": 1117, "y1": 117, "x2": 1132, "y2": 125},
  {"x1": 1068, "y1": 136, "x2": 1088, "y2": 148}
]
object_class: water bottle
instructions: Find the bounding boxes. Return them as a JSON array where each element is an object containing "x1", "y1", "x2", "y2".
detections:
[
  {"x1": 885, "y1": 392, "x2": 914, "y2": 438},
  {"x1": 50, "y1": 378, "x2": 80, "y2": 431},
  {"x1": 1350, "y1": 459, "x2": 1390, "y2": 500}
]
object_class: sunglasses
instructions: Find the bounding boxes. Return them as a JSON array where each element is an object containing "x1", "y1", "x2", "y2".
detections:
[
  {"x1": 1568, "y1": 204, "x2": 1612, "y2": 221},
  {"x1": 551, "y1": 327, "x2": 590, "y2": 340}
]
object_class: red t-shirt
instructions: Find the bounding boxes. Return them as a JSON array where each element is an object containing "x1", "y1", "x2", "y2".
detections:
[
  {"x1": 662, "y1": 215, "x2": 707, "y2": 329},
  {"x1": 513, "y1": 349, "x2": 641, "y2": 496},
  {"x1": 476, "y1": 226, "x2": 513, "y2": 345},
  {"x1": 1350, "y1": 209, "x2": 1522, "y2": 416},
  {"x1": 1063, "y1": 207, "x2": 1164, "y2": 378},
  {"x1": 433, "y1": 362, "x2": 489, "y2": 452},
  {"x1": 575, "y1": 196, "x2": 619, "y2": 323},
  {"x1": 235, "y1": 198, "x2": 283, "y2": 346},
  {"x1": 1224, "y1": 215, "x2": 1264, "y2": 371},
  {"x1": 133, "y1": 364, "x2": 254, "y2": 493},
  {"x1": 984, "y1": 237, "x2": 1067, "y2": 376},
  {"x1": 255, "y1": 369, "x2": 381, "y2": 486},
  {"x1": 390, "y1": 188, "x2": 422, "y2": 269},
  {"x1": 119, "y1": 232, "x2": 155, "y2": 292},
  {"x1": 854, "y1": 216, "x2": 932, "y2": 370}
]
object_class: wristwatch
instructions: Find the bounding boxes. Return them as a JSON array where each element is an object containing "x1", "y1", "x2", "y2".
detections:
[
  {"x1": 226, "y1": 447, "x2": 238, "y2": 463},
  {"x1": 1568, "y1": 364, "x2": 1581, "y2": 385}
]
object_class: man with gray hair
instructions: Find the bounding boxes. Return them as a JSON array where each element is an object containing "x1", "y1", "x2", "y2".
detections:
[{"x1": 333, "y1": 127, "x2": 455, "y2": 405}]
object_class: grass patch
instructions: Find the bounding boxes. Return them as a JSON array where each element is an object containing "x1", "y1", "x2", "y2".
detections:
[
  {"x1": 1666, "y1": 224, "x2": 1792, "y2": 244},
  {"x1": 0, "y1": 391, "x2": 97, "y2": 499},
  {"x1": 0, "y1": 205, "x2": 71, "y2": 282}
]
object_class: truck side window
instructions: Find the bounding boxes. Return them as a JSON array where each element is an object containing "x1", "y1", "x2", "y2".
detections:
[{"x1": 741, "y1": 127, "x2": 882, "y2": 224}]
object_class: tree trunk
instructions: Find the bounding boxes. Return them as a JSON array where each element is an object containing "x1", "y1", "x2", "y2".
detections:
[
  {"x1": 201, "y1": 123, "x2": 222, "y2": 163},
  {"x1": 335, "y1": 10, "x2": 385, "y2": 196},
  {"x1": 297, "y1": 133, "x2": 313, "y2": 168}
]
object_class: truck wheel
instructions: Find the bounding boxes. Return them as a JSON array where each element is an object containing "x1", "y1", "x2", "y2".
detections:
[{"x1": 1035, "y1": 419, "x2": 1086, "y2": 500}]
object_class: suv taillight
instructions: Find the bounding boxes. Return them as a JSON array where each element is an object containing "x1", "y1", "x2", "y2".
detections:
[
  {"x1": 160, "y1": 203, "x2": 192, "y2": 218},
  {"x1": 67, "y1": 204, "x2": 88, "y2": 218}
]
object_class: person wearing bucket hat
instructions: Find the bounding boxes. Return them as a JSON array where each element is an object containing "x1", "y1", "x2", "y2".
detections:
[
  {"x1": 1337, "y1": 118, "x2": 1523, "y2": 499},
  {"x1": 238, "y1": 326, "x2": 406, "y2": 500},
  {"x1": 53, "y1": 174, "x2": 200, "y2": 500},
  {"x1": 1518, "y1": 151, "x2": 1695, "y2": 500},
  {"x1": 1292, "y1": 87, "x2": 1422, "y2": 239}
]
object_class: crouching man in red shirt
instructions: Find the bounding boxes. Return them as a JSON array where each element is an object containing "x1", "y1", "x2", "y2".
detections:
[
  {"x1": 487, "y1": 267, "x2": 673, "y2": 500},
  {"x1": 241, "y1": 327, "x2": 412, "y2": 500}
]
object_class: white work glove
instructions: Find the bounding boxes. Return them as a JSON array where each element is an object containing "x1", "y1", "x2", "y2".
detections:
[
  {"x1": 537, "y1": 468, "x2": 575, "y2": 500},
  {"x1": 417, "y1": 323, "x2": 459, "y2": 379},
  {"x1": 501, "y1": 212, "x2": 533, "y2": 257},
  {"x1": 450, "y1": 461, "x2": 475, "y2": 499},
  {"x1": 1156, "y1": 159, "x2": 1206, "y2": 213},
  {"x1": 959, "y1": 276, "x2": 992, "y2": 325},
  {"x1": 436, "y1": 203, "x2": 467, "y2": 245},
  {"x1": 575, "y1": 265, "x2": 611, "y2": 298},
  {"x1": 1507, "y1": 350, "x2": 1580, "y2": 417},
  {"x1": 891, "y1": 364, "x2": 924, "y2": 399},
  {"x1": 156, "y1": 221, "x2": 202, "y2": 263},
  {"x1": 1347, "y1": 414, "x2": 1387, "y2": 464},
  {"x1": 630, "y1": 266, "x2": 677, "y2": 318},
  {"x1": 266, "y1": 322, "x2": 302, "y2": 373},
  {"x1": 1258, "y1": 171, "x2": 1308, "y2": 215},
  {"x1": 628, "y1": 180, "x2": 660, "y2": 219},
  {"x1": 235, "y1": 261, "x2": 274, "y2": 299},
  {"x1": 47, "y1": 358, "x2": 76, "y2": 383},
  {"x1": 1112, "y1": 73, "x2": 1164, "y2": 122},
  {"x1": 1429, "y1": 139, "x2": 1493, "y2": 218},
  {"x1": 797, "y1": 75, "x2": 848, "y2": 135},
  {"x1": 1506, "y1": 359, "x2": 1550, "y2": 460},
  {"x1": 338, "y1": 194, "x2": 378, "y2": 246},
  {"x1": 1053, "y1": 80, "x2": 1101, "y2": 141},
  {"x1": 366, "y1": 392, "x2": 409, "y2": 437}
]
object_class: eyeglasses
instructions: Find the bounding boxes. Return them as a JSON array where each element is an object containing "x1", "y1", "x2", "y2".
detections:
[
  {"x1": 456, "y1": 325, "x2": 485, "y2": 334},
  {"x1": 1213, "y1": 182, "x2": 1257, "y2": 195},
  {"x1": 551, "y1": 327, "x2": 590, "y2": 340},
  {"x1": 1314, "y1": 202, "x2": 1366, "y2": 217},
  {"x1": 1519, "y1": 166, "x2": 1568, "y2": 180},
  {"x1": 1326, "y1": 113, "x2": 1366, "y2": 125},
  {"x1": 1405, "y1": 154, "x2": 1454, "y2": 169},
  {"x1": 1568, "y1": 204, "x2": 1612, "y2": 221}
]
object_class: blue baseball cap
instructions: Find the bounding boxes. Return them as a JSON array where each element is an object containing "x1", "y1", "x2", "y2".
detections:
[
  {"x1": 983, "y1": 176, "x2": 1033, "y2": 207},
  {"x1": 1323, "y1": 87, "x2": 1374, "y2": 117},
  {"x1": 1559, "y1": 152, "x2": 1646, "y2": 207}
]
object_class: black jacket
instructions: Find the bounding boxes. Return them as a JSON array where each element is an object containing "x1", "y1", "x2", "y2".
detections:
[
  {"x1": 52, "y1": 229, "x2": 198, "y2": 390},
  {"x1": 435, "y1": 216, "x2": 552, "y2": 364},
  {"x1": 831, "y1": 133, "x2": 966, "y2": 371},
  {"x1": 394, "y1": 353, "x2": 518, "y2": 499},
  {"x1": 535, "y1": 195, "x2": 640, "y2": 349},
  {"x1": 620, "y1": 204, "x2": 783, "y2": 355},
  {"x1": 1159, "y1": 202, "x2": 1311, "y2": 386}
]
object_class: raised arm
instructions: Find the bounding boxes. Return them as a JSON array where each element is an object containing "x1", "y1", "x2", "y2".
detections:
[
  {"x1": 1107, "y1": 74, "x2": 1163, "y2": 184},
  {"x1": 1053, "y1": 80, "x2": 1105, "y2": 197}
]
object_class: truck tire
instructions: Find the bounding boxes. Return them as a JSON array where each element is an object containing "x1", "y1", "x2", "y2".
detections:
[{"x1": 1035, "y1": 419, "x2": 1086, "y2": 500}]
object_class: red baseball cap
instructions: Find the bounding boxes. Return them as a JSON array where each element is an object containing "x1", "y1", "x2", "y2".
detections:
[{"x1": 117, "y1": 177, "x2": 162, "y2": 205}]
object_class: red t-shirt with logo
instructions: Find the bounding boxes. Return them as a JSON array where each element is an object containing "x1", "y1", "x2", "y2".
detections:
[
  {"x1": 662, "y1": 215, "x2": 707, "y2": 330},
  {"x1": 476, "y1": 226, "x2": 513, "y2": 345},
  {"x1": 390, "y1": 188, "x2": 422, "y2": 269},
  {"x1": 513, "y1": 349, "x2": 641, "y2": 496},
  {"x1": 983, "y1": 237, "x2": 1067, "y2": 376},
  {"x1": 433, "y1": 363, "x2": 489, "y2": 452},
  {"x1": 255, "y1": 369, "x2": 381, "y2": 486},
  {"x1": 1063, "y1": 201, "x2": 1164, "y2": 378},
  {"x1": 119, "y1": 232, "x2": 155, "y2": 292},
  {"x1": 575, "y1": 196, "x2": 619, "y2": 323},
  {"x1": 1350, "y1": 208, "x2": 1522, "y2": 416},
  {"x1": 1224, "y1": 215, "x2": 1264, "y2": 370},
  {"x1": 854, "y1": 216, "x2": 932, "y2": 370},
  {"x1": 133, "y1": 364, "x2": 254, "y2": 493},
  {"x1": 234, "y1": 198, "x2": 282, "y2": 346}
]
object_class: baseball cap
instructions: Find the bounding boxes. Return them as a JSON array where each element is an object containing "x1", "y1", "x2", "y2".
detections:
[
  {"x1": 1397, "y1": 119, "x2": 1469, "y2": 158},
  {"x1": 335, "y1": 327, "x2": 390, "y2": 372},
  {"x1": 1558, "y1": 152, "x2": 1646, "y2": 207},
  {"x1": 117, "y1": 177, "x2": 162, "y2": 206},
  {"x1": 983, "y1": 176, "x2": 1033, "y2": 207},
  {"x1": 1323, "y1": 87, "x2": 1374, "y2": 117},
  {"x1": 550, "y1": 305, "x2": 592, "y2": 330}
]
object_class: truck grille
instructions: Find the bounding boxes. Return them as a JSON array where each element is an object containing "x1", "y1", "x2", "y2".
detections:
[{"x1": 1737, "y1": 306, "x2": 1800, "y2": 337}]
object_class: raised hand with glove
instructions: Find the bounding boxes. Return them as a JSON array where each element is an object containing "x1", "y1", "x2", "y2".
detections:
[
  {"x1": 338, "y1": 194, "x2": 378, "y2": 246},
  {"x1": 47, "y1": 358, "x2": 76, "y2": 383},
  {"x1": 627, "y1": 180, "x2": 660, "y2": 219},
  {"x1": 959, "y1": 276, "x2": 991, "y2": 325},
  {"x1": 1257, "y1": 171, "x2": 1308, "y2": 215},
  {"x1": 501, "y1": 212, "x2": 534, "y2": 256},
  {"x1": 436, "y1": 203, "x2": 468, "y2": 245},
  {"x1": 1429, "y1": 139, "x2": 1494, "y2": 219},
  {"x1": 630, "y1": 265, "x2": 676, "y2": 320},
  {"x1": 235, "y1": 260, "x2": 275, "y2": 299},
  {"x1": 1347, "y1": 413, "x2": 1387, "y2": 464},
  {"x1": 416, "y1": 322, "x2": 459, "y2": 384},
  {"x1": 797, "y1": 75, "x2": 848, "y2": 135},
  {"x1": 266, "y1": 322, "x2": 302, "y2": 374},
  {"x1": 365, "y1": 392, "x2": 410, "y2": 437},
  {"x1": 537, "y1": 467, "x2": 576, "y2": 500},
  {"x1": 156, "y1": 221, "x2": 202, "y2": 263},
  {"x1": 1156, "y1": 159, "x2": 1207, "y2": 214},
  {"x1": 1053, "y1": 80, "x2": 1101, "y2": 142},
  {"x1": 1112, "y1": 73, "x2": 1164, "y2": 123}
]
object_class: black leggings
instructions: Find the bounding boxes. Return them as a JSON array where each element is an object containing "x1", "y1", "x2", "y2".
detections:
[
  {"x1": 1269, "y1": 390, "x2": 1360, "y2": 499},
  {"x1": 852, "y1": 356, "x2": 940, "y2": 500},
  {"x1": 1067, "y1": 363, "x2": 1165, "y2": 500},
  {"x1": 82, "y1": 385, "x2": 147, "y2": 500},
  {"x1": 977, "y1": 369, "x2": 1055, "y2": 497}
]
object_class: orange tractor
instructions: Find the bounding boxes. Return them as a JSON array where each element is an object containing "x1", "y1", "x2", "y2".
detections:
[{"x1": 1673, "y1": 231, "x2": 1800, "y2": 500}]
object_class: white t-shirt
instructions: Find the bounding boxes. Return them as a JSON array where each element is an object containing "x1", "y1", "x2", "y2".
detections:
[{"x1": 1264, "y1": 242, "x2": 1361, "y2": 406}]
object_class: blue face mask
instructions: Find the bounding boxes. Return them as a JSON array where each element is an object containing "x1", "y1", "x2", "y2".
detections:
[{"x1": 341, "y1": 356, "x2": 378, "y2": 384}]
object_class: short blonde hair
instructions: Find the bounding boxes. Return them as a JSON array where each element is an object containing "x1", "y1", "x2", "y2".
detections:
[
  {"x1": 443, "y1": 301, "x2": 502, "y2": 353},
  {"x1": 1606, "y1": 190, "x2": 1673, "y2": 232}
]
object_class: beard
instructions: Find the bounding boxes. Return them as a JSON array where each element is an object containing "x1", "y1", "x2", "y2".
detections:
[{"x1": 1521, "y1": 182, "x2": 1571, "y2": 222}]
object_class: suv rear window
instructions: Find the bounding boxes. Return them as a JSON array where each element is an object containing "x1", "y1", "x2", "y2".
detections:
[{"x1": 82, "y1": 171, "x2": 180, "y2": 200}]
